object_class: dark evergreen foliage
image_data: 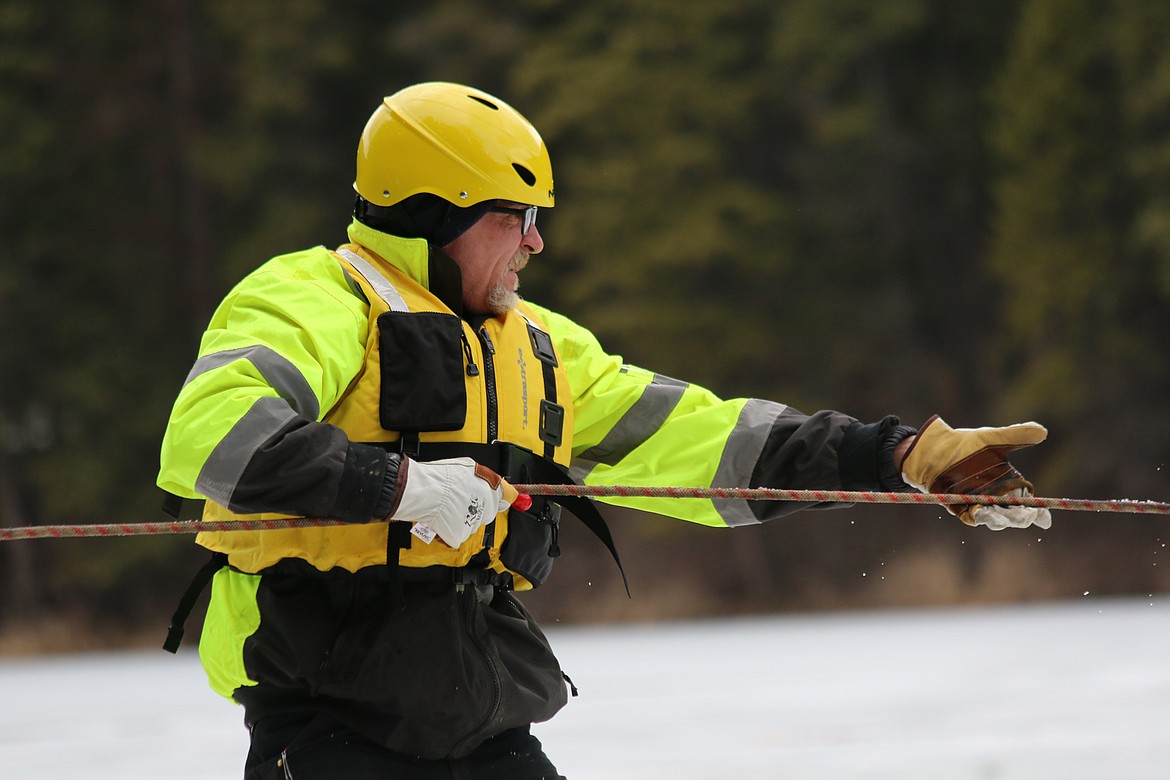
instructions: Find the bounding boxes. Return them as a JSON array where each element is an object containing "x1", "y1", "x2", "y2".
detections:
[{"x1": 1, "y1": 0, "x2": 1167, "y2": 645}]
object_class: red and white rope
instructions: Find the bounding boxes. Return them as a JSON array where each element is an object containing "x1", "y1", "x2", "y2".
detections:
[
  {"x1": 1, "y1": 485, "x2": 1167, "y2": 541},
  {"x1": 515, "y1": 484, "x2": 1170, "y2": 515}
]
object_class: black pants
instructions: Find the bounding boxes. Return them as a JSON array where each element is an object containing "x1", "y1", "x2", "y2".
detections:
[{"x1": 244, "y1": 712, "x2": 566, "y2": 780}]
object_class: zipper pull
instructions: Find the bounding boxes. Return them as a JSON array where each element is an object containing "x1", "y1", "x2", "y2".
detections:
[
  {"x1": 479, "y1": 327, "x2": 496, "y2": 355},
  {"x1": 541, "y1": 502, "x2": 561, "y2": 558},
  {"x1": 548, "y1": 519, "x2": 561, "y2": 558},
  {"x1": 460, "y1": 331, "x2": 480, "y2": 376}
]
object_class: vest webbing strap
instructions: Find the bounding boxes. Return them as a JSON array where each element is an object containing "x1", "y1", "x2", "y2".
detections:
[
  {"x1": 537, "y1": 360, "x2": 560, "y2": 461},
  {"x1": 385, "y1": 520, "x2": 414, "y2": 608},
  {"x1": 519, "y1": 316, "x2": 564, "y2": 461},
  {"x1": 163, "y1": 551, "x2": 228, "y2": 653}
]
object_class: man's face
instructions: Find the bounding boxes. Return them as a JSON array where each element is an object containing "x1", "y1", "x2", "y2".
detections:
[{"x1": 442, "y1": 201, "x2": 543, "y2": 316}]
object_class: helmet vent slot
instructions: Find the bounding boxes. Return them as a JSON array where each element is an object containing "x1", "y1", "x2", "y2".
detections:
[
  {"x1": 467, "y1": 95, "x2": 499, "y2": 111},
  {"x1": 512, "y1": 163, "x2": 536, "y2": 186}
]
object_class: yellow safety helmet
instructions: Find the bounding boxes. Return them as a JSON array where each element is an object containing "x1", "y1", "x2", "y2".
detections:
[{"x1": 355, "y1": 82, "x2": 554, "y2": 209}]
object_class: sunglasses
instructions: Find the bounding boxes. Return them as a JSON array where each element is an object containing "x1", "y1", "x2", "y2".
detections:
[{"x1": 488, "y1": 204, "x2": 538, "y2": 236}]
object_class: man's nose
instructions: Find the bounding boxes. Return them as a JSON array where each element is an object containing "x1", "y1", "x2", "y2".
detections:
[{"x1": 522, "y1": 224, "x2": 544, "y2": 254}]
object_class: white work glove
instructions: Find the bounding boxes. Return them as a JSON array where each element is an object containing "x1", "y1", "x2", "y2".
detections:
[
  {"x1": 900, "y1": 416, "x2": 1052, "y2": 531},
  {"x1": 391, "y1": 457, "x2": 515, "y2": 547}
]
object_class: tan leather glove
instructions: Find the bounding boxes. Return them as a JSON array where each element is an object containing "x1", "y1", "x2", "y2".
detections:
[{"x1": 901, "y1": 415, "x2": 1052, "y2": 530}]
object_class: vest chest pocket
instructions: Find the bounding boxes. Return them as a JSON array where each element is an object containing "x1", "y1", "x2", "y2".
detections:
[{"x1": 378, "y1": 311, "x2": 467, "y2": 432}]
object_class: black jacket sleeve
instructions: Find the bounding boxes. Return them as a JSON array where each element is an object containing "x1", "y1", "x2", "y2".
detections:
[{"x1": 747, "y1": 408, "x2": 915, "y2": 522}]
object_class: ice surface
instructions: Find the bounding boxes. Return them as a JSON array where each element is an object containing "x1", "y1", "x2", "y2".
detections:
[{"x1": 1, "y1": 598, "x2": 1167, "y2": 779}]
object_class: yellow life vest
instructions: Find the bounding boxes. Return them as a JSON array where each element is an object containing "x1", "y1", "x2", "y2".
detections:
[{"x1": 195, "y1": 243, "x2": 574, "y2": 590}]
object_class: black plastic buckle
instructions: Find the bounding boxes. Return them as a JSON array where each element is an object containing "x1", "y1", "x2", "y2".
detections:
[
  {"x1": 539, "y1": 401, "x2": 564, "y2": 447},
  {"x1": 526, "y1": 323, "x2": 559, "y2": 367}
]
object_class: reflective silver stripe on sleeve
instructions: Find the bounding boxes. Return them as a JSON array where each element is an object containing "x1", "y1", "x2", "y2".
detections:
[
  {"x1": 711, "y1": 398, "x2": 788, "y2": 526},
  {"x1": 194, "y1": 396, "x2": 298, "y2": 506},
  {"x1": 337, "y1": 248, "x2": 410, "y2": 313},
  {"x1": 570, "y1": 373, "x2": 689, "y2": 482},
  {"x1": 184, "y1": 345, "x2": 320, "y2": 421}
]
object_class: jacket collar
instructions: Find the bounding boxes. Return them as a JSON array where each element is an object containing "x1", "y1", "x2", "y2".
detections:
[
  {"x1": 346, "y1": 218, "x2": 464, "y2": 316},
  {"x1": 347, "y1": 218, "x2": 429, "y2": 284}
]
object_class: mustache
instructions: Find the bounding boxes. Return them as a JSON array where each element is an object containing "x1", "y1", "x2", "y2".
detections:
[{"x1": 509, "y1": 252, "x2": 529, "y2": 273}]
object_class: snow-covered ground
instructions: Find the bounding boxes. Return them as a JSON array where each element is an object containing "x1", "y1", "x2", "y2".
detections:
[{"x1": 1, "y1": 598, "x2": 1167, "y2": 779}]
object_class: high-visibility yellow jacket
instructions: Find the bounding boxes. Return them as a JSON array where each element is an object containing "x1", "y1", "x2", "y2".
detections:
[{"x1": 157, "y1": 218, "x2": 909, "y2": 753}]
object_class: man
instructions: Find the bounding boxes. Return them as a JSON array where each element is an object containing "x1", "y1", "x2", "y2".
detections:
[{"x1": 158, "y1": 82, "x2": 1050, "y2": 779}]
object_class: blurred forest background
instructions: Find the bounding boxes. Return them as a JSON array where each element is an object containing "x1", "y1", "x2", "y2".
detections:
[{"x1": 2, "y1": 0, "x2": 1169, "y2": 654}]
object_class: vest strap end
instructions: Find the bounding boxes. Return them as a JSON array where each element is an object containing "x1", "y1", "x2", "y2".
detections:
[{"x1": 162, "y1": 626, "x2": 184, "y2": 655}]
